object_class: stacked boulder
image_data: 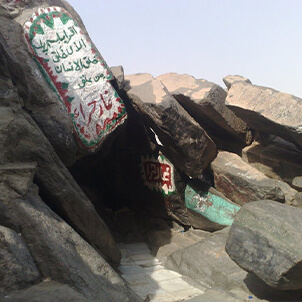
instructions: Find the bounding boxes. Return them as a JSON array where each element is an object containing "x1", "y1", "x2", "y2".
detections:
[{"x1": 1, "y1": 0, "x2": 302, "y2": 301}]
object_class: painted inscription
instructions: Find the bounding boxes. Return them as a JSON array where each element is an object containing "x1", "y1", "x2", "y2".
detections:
[
  {"x1": 141, "y1": 154, "x2": 175, "y2": 196},
  {"x1": 24, "y1": 7, "x2": 127, "y2": 149},
  {"x1": 185, "y1": 185, "x2": 240, "y2": 226}
]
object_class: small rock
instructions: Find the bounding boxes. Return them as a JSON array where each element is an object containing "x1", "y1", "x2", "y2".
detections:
[
  {"x1": 111, "y1": 65, "x2": 125, "y2": 90},
  {"x1": 223, "y1": 75, "x2": 252, "y2": 90}
]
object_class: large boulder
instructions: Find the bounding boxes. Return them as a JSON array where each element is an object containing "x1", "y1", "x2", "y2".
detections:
[
  {"x1": 0, "y1": 73, "x2": 120, "y2": 264},
  {"x1": 0, "y1": 1, "x2": 127, "y2": 165},
  {"x1": 226, "y1": 200, "x2": 302, "y2": 290},
  {"x1": 211, "y1": 151, "x2": 297, "y2": 206},
  {"x1": 0, "y1": 165, "x2": 142, "y2": 302},
  {"x1": 242, "y1": 138, "x2": 302, "y2": 190},
  {"x1": 124, "y1": 73, "x2": 216, "y2": 178},
  {"x1": 158, "y1": 73, "x2": 251, "y2": 149},
  {"x1": 226, "y1": 81, "x2": 302, "y2": 150},
  {"x1": 0, "y1": 225, "x2": 40, "y2": 294}
]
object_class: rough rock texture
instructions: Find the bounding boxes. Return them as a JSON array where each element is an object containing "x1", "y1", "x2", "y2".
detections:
[
  {"x1": 124, "y1": 73, "x2": 217, "y2": 177},
  {"x1": 0, "y1": 70, "x2": 120, "y2": 264},
  {"x1": 226, "y1": 81, "x2": 302, "y2": 149},
  {"x1": 111, "y1": 65, "x2": 125, "y2": 90},
  {"x1": 0, "y1": 1, "x2": 126, "y2": 164},
  {"x1": 2, "y1": 281, "x2": 93, "y2": 302},
  {"x1": 226, "y1": 200, "x2": 302, "y2": 290},
  {"x1": 292, "y1": 177, "x2": 302, "y2": 192},
  {"x1": 242, "y1": 138, "x2": 302, "y2": 190},
  {"x1": 158, "y1": 73, "x2": 251, "y2": 149},
  {"x1": 165, "y1": 228, "x2": 248, "y2": 289},
  {"x1": 165, "y1": 228, "x2": 302, "y2": 301},
  {"x1": 0, "y1": 166, "x2": 142, "y2": 302},
  {"x1": 223, "y1": 75, "x2": 252, "y2": 90},
  {"x1": 0, "y1": 225, "x2": 40, "y2": 294},
  {"x1": 211, "y1": 151, "x2": 298, "y2": 206}
]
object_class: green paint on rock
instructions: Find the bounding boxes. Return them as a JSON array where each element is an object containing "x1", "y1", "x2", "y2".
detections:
[{"x1": 185, "y1": 185, "x2": 240, "y2": 226}]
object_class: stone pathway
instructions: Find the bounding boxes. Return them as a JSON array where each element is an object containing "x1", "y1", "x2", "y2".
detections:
[{"x1": 117, "y1": 242, "x2": 206, "y2": 301}]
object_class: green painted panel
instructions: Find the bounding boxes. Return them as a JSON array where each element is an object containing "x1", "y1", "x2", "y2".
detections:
[{"x1": 185, "y1": 185, "x2": 240, "y2": 226}]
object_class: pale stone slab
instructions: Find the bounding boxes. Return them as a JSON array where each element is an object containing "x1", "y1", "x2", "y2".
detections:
[
  {"x1": 118, "y1": 265, "x2": 145, "y2": 275},
  {"x1": 146, "y1": 269, "x2": 182, "y2": 282}
]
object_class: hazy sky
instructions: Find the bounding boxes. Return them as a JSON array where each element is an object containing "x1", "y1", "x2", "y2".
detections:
[{"x1": 68, "y1": 0, "x2": 302, "y2": 97}]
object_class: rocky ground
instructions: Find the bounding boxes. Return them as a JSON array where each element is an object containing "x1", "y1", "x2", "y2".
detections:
[{"x1": 0, "y1": 1, "x2": 302, "y2": 301}]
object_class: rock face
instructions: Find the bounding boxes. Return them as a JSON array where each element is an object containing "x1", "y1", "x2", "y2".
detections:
[
  {"x1": 2, "y1": 281, "x2": 94, "y2": 302},
  {"x1": 0, "y1": 71, "x2": 120, "y2": 264},
  {"x1": 0, "y1": 1, "x2": 127, "y2": 165},
  {"x1": 0, "y1": 166, "x2": 141, "y2": 302},
  {"x1": 223, "y1": 75, "x2": 252, "y2": 90},
  {"x1": 211, "y1": 151, "x2": 298, "y2": 205},
  {"x1": 0, "y1": 225, "x2": 40, "y2": 294},
  {"x1": 124, "y1": 73, "x2": 217, "y2": 178},
  {"x1": 158, "y1": 73, "x2": 251, "y2": 149},
  {"x1": 165, "y1": 228, "x2": 248, "y2": 289},
  {"x1": 111, "y1": 65, "x2": 125, "y2": 90},
  {"x1": 226, "y1": 200, "x2": 302, "y2": 290},
  {"x1": 226, "y1": 81, "x2": 302, "y2": 150},
  {"x1": 185, "y1": 183, "x2": 240, "y2": 231},
  {"x1": 242, "y1": 138, "x2": 302, "y2": 190}
]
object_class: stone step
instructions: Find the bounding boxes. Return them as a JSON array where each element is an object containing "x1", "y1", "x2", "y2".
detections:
[{"x1": 118, "y1": 242, "x2": 206, "y2": 301}]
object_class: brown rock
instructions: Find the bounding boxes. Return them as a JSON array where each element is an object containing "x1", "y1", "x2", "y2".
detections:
[
  {"x1": 211, "y1": 151, "x2": 298, "y2": 206},
  {"x1": 242, "y1": 138, "x2": 302, "y2": 190},
  {"x1": 158, "y1": 73, "x2": 251, "y2": 149},
  {"x1": 223, "y1": 75, "x2": 252, "y2": 90},
  {"x1": 226, "y1": 82, "x2": 302, "y2": 149},
  {"x1": 124, "y1": 73, "x2": 217, "y2": 177}
]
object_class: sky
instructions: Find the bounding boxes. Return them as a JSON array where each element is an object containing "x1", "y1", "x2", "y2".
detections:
[{"x1": 68, "y1": 0, "x2": 302, "y2": 97}]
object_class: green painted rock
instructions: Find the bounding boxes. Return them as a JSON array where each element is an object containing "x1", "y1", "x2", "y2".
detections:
[
  {"x1": 185, "y1": 184, "x2": 240, "y2": 231},
  {"x1": 226, "y1": 200, "x2": 302, "y2": 290}
]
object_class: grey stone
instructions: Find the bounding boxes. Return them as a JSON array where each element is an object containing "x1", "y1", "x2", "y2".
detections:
[
  {"x1": 226, "y1": 200, "x2": 302, "y2": 290},
  {"x1": 223, "y1": 75, "x2": 252, "y2": 90},
  {"x1": 226, "y1": 81, "x2": 302, "y2": 150},
  {"x1": 242, "y1": 138, "x2": 302, "y2": 190},
  {"x1": 165, "y1": 227, "x2": 249, "y2": 289},
  {"x1": 0, "y1": 75, "x2": 121, "y2": 264},
  {"x1": 0, "y1": 170, "x2": 142, "y2": 302},
  {"x1": 211, "y1": 151, "x2": 298, "y2": 206},
  {"x1": 185, "y1": 287, "x2": 247, "y2": 302},
  {"x1": 124, "y1": 73, "x2": 217, "y2": 178},
  {"x1": 0, "y1": 226, "x2": 40, "y2": 294},
  {"x1": 111, "y1": 65, "x2": 125, "y2": 90},
  {"x1": 158, "y1": 73, "x2": 251, "y2": 149},
  {"x1": 1, "y1": 281, "x2": 93, "y2": 302}
]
